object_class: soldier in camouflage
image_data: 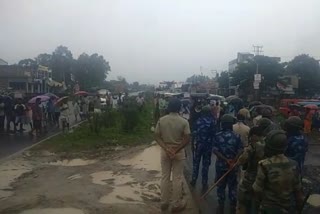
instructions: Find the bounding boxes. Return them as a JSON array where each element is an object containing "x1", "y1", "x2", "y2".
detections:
[
  {"x1": 236, "y1": 126, "x2": 265, "y2": 214},
  {"x1": 252, "y1": 130, "x2": 304, "y2": 214},
  {"x1": 284, "y1": 116, "x2": 308, "y2": 176},
  {"x1": 213, "y1": 114, "x2": 243, "y2": 214},
  {"x1": 190, "y1": 105, "x2": 216, "y2": 192}
]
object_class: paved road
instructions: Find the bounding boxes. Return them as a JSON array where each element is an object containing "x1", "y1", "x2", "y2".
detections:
[{"x1": 0, "y1": 102, "x2": 77, "y2": 160}]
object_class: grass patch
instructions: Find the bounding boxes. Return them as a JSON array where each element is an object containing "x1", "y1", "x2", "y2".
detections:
[{"x1": 35, "y1": 101, "x2": 154, "y2": 153}]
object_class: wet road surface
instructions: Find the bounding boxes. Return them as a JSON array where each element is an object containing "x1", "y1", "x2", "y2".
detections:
[{"x1": 0, "y1": 102, "x2": 77, "y2": 160}]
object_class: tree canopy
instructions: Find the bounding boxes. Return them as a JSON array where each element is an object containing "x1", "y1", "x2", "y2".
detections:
[
  {"x1": 186, "y1": 74, "x2": 210, "y2": 83},
  {"x1": 17, "y1": 45, "x2": 111, "y2": 91},
  {"x1": 286, "y1": 54, "x2": 320, "y2": 95}
]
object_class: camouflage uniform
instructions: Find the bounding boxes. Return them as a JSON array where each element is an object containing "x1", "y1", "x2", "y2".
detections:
[
  {"x1": 213, "y1": 130, "x2": 243, "y2": 208},
  {"x1": 237, "y1": 138, "x2": 265, "y2": 214},
  {"x1": 191, "y1": 112, "x2": 216, "y2": 188},
  {"x1": 285, "y1": 135, "x2": 308, "y2": 175},
  {"x1": 252, "y1": 130, "x2": 303, "y2": 214}
]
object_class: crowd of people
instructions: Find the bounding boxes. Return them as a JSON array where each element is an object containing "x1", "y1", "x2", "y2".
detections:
[{"x1": 155, "y1": 97, "x2": 308, "y2": 214}]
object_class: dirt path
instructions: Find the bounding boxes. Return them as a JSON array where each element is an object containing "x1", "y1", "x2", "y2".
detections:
[{"x1": 0, "y1": 143, "x2": 197, "y2": 214}]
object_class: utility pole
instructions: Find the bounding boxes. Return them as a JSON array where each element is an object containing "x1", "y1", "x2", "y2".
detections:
[{"x1": 253, "y1": 45, "x2": 263, "y2": 100}]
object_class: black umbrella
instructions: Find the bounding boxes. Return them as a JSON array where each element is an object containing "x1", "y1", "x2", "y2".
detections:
[
  {"x1": 228, "y1": 97, "x2": 243, "y2": 105},
  {"x1": 248, "y1": 101, "x2": 262, "y2": 109}
]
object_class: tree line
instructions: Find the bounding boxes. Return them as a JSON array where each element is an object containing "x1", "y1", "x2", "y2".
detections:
[
  {"x1": 186, "y1": 54, "x2": 320, "y2": 97},
  {"x1": 17, "y1": 45, "x2": 111, "y2": 91}
]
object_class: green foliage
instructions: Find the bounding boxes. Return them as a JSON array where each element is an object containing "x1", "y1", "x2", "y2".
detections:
[
  {"x1": 75, "y1": 53, "x2": 111, "y2": 90},
  {"x1": 18, "y1": 58, "x2": 37, "y2": 69},
  {"x1": 217, "y1": 71, "x2": 229, "y2": 89},
  {"x1": 286, "y1": 54, "x2": 320, "y2": 96},
  {"x1": 186, "y1": 74, "x2": 210, "y2": 83},
  {"x1": 231, "y1": 56, "x2": 284, "y2": 95}
]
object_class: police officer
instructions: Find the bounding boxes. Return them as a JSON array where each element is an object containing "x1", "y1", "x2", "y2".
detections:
[
  {"x1": 257, "y1": 117, "x2": 280, "y2": 136},
  {"x1": 237, "y1": 126, "x2": 265, "y2": 214},
  {"x1": 190, "y1": 105, "x2": 216, "y2": 192},
  {"x1": 213, "y1": 114, "x2": 243, "y2": 214},
  {"x1": 284, "y1": 116, "x2": 308, "y2": 176},
  {"x1": 155, "y1": 98, "x2": 191, "y2": 212},
  {"x1": 253, "y1": 130, "x2": 304, "y2": 213}
]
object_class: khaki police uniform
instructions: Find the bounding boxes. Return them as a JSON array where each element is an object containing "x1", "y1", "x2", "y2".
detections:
[{"x1": 155, "y1": 113, "x2": 191, "y2": 207}]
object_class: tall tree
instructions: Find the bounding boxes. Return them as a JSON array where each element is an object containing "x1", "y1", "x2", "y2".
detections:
[
  {"x1": 36, "y1": 53, "x2": 52, "y2": 67},
  {"x1": 286, "y1": 54, "x2": 320, "y2": 95},
  {"x1": 74, "y1": 53, "x2": 111, "y2": 90},
  {"x1": 217, "y1": 71, "x2": 229, "y2": 89},
  {"x1": 186, "y1": 74, "x2": 210, "y2": 83},
  {"x1": 51, "y1": 46, "x2": 74, "y2": 86},
  {"x1": 18, "y1": 58, "x2": 37, "y2": 69},
  {"x1": 231, "y1": 55, "x2": 284, "y2": 96}
]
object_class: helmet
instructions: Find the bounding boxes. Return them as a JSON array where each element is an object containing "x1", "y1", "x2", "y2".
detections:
[
  {"x1": 257, "y1": 118, "x2": 272, "y2": 130},
  {"x1": 261, "y1": 108, "x2": 273, "y2": 118},
  {"x1": 201, "y1": 105, "x2": 211, "y2": 114},
  {"x1": 284, "y1": 116, "x2": 303, "y2": 130},
  {"x1": 265, "y1": 130, "x2": 287, "y2": 152},
  {"x1": 221, "y1": 114, "x2": 235, "y2": 124}
]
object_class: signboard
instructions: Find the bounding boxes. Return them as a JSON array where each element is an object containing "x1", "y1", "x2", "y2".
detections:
[
  {"x1": 254, "y1": 74, "x2": 262, "y2": 82},
  {"x1": 253, "y1": 82, "x2": 260, "y2": 89}
]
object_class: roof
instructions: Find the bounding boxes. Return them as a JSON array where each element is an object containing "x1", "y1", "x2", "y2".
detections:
[{"x1": 0, "y1": 58, "x2": 8, "y2": 65}]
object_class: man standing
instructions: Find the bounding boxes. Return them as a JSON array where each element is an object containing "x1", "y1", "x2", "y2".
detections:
[
  {"x1": 233, "y1": 113, "x2": 250, "y2": 147},
  {"x1": 237, "y1": 127, "x2": 265, "y2": 214},
  {"x1": 14, "y1": 98, "x2": 26, "y2": 133},
  {"x1": 155, "y1": 98, "x2": 190, "y2": 212},
  {"x1": 213, "y1": 114, "x2": 243, "y2": 214},
  {"x1": 30, "y1": 98, "x2": 42, "y2": 136},
  {"x1": 0, "y1": 96, "x2": 5, "y2": 133},
  {"x1": 284, "y1": 116, "x2": 308, "y2": 176},
  {"x1": 190, "y1": 105, "x2": 216, "y2": 192},
  {"x1": 253, "y1": 130, "x2": 304, "y2": 213}
]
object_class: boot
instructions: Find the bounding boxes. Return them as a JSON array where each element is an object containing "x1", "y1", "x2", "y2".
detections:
[{"x1": 216, "y1": 204, "x2": 224, "y2": 214}]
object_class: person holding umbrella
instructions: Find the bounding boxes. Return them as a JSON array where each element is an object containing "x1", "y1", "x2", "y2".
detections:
[{"x1": 29, "y1": 98, "x2": 42, "y2": 136}]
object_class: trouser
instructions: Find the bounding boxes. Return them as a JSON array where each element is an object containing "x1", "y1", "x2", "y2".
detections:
[
  {"x1": 191, "y1": 143, "x2": 212, "y2": 186},
  {"x1": 161, "y1": 147, "x2": 185, "y2": 206},
  {"x1": 6, "y1": 114, "x2": 14, "y2": 132},
  {"x1": 0, "y1": 115, "x2": 4, "y2": 132},
  {"x1": 216, "y1": 168, "x2": 238, "y2": 206}
]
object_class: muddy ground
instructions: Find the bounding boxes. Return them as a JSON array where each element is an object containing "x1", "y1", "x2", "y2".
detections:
[{"x1": 0, "y1": 143, "x2": 197, "y2": 214}]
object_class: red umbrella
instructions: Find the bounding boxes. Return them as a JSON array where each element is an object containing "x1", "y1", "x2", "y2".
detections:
[
  {"x1": 28, "y1": 95, "x2": 50, "y2": 104},
  {"x1": 54, "y1": 96, "x2": 69, "y2": 106},
  {"x1": 74, "y1": 91, "x2": 88, "y2": 96},
  {"x1": 304, "y1": 104, "x2": 318, "y2": 110}
]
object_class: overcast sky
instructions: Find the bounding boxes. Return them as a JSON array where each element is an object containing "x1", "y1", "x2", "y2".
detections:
[{"x1": 1, "y1": 0, "x2": 320, "y2": 84}]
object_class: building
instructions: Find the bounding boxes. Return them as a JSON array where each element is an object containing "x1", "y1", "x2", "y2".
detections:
[
  {"x1": 228, "y1": 52, "x2": 254, "y2": 72},
  {"x1": 0, "y1": 65, "x2": 61, "y2": 94},
  {"x1": 0, "y1": 58, "x2": 8, "y2": 66}
]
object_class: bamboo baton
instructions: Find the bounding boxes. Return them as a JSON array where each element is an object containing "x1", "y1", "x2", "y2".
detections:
[{"x1": 200, "y1": 160, "x2": 239, "y2": 200}]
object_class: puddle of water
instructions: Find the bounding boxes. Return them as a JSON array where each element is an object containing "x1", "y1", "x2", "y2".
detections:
[
  {"x1": 49, "y1": 159, "x2": 96, "y2": 167},
  {"x1": 0, "y1": 158, "x2": 32, "y2": 200},
  {"x1": 118, "y1": 145, "x2": 161, "y2": 171},
  {"x1": 308, "y1": 194, "x2": 320, "y2": 207},
  {"x1": 20, "y1": 208, "x2": 84, "y2": 214},
  {"x1": 91, "y1": 171, "x2": 134, "y2": 185}
]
